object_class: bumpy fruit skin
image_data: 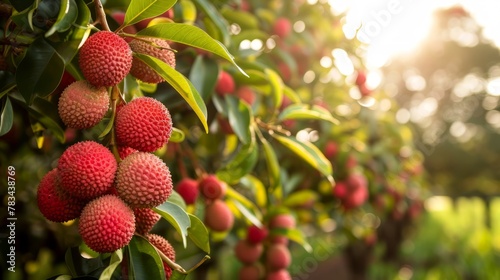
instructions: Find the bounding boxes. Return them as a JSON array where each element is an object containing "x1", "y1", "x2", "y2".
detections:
[
  {"x1": 175, "y1": 178, "x2": 199, "y2": 205},
  {"x1": 239, "y1": 264, "x2": 263, "y2": 280},
  {"x1": 79, "y1": 31, "x2": 132, "y2": 87},
  {"x1": 266, "y1": 269, "x2": 292, "y2": 280},
  {"x1": 215, "y1": 70, "x2": 235, "y2": 95},
  {"x1": 247, "y1": 225, "x2": 268, "y2": 244},
  {"x1": 266, "y1": 244, "x2": 291, "y2": 271},
  {"x1": 204, "y1": 199, "x2": 234, "y2": 232},
  {"x1": 199, "y1": 174, "x2": 226, "y2": 200},
  {"x1": 58, "y1": 81, "x2": 109, "y2": 129},
  {"x1": 79, "y1": 195, "x2": 135, "y2": 253},
  {"x1": 117, "y1": 146, "x2": 138, "y2": 160},
  {"x1": 134, "y1": 208, "x2": 161, "y2": 235},
  {"x1": 129, "y1": 38, "x2": 176, "y2": 84},
  {"x1": 147, "y1": 234, "x2": 176, "y2": 279},
  {"x1": 115, "y1": 97, "x2": 172, "y2": 152},
  {"x1": 273, "y1": 18, "x2": 292, "y2": 38},
  {"x1": 235, "y1": 240, "x2": 264, "y2": 264},
  {"x1": 58, "y1": 141, "x2": 117, "y2": 200},
  {"x1": 37, "y1": 169, "x2": 85, "y2": 222},
  {"x1": 116, "y1": 152, "x2": 173, "y2": 208}
]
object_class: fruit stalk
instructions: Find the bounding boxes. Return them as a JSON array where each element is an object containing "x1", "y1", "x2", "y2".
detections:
[{"x1": 94, "y1": 0, "x2": 110, "y2": 31}]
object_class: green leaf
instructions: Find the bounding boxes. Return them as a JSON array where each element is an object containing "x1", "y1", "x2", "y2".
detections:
[
  {"x1": 278, "y1": 104, "x2": 340, "y2": 124},
  {"x1": 228, "y1": 199, "x2": 262, "y2": 227},
  {"x1": 240, "y1": 175, "x2": 267, "y2": 208},
  {"x1": 123, "y1": 0, "x2": 177, "y2": 27},
  {"x1": 216, "y1": 138, "x2": 258, "y2": 184},
  {"x1": 283, "y1": 190, "x2": 318, "y2": 208},
  {"x1": 16, "y1": 37, "x2": 65, "y2": 103},
  {"x1": 99, "y1": 249, "x2": 123, "y2": 280},
  {"x1": 168, "y1": 190, "x2": 187, "y2": 210},
  {"x1": 225, "y1": 187, "x2": 263, "y2": 223},
  {"x1": 155, "y1": 201, "x2": 191, "y2": 248},
  {"x1": 134, "y1": 54, "x2": 208, "y2": 132},
  {"x1": 64, "y1": 246, "x2": 104, "y2": 277},
  {"x1": 220, "y1": 8, "x2": 259, "y2": 29},
  {"x1": 127, "y1": 236, "x2": 165, "y2": 280},
  {"x1": 45, "y1": 0, "x2": 78, "y2": 37},
  {"x1": 189, "y1": 55, "x2": 219, "y2": 101},
  {"x1": 226, "y1": 95, "x2": 252, "y2": 144},
  {"x1": 170, "y1": 127, "x2": 185, "y2": 143},
  {"x1": 136, "y1": 23, "x2": 246, "y2": 76},
  {"x1": 272, "y1": 134, "x2": 333, "y2": 178},
  {"x1": 261, "y1": 137, "x2": 280, "y2": 190},
  {"x1": 285, "y1": 228, "x2": 312, "y2": 253},
  {"x1": 0, "y1": 97, "x2": 13, "y2": 136},
  {"x1": 187, "y1": 214, "x2": 210, "y2": 254},
  {"x1": 191, "y1": 0, "x2": 230, "y2": 46},
  {"x1": 265, "y1": 68, "x2": 283, "y2": 113},
  {"x1": 0, "y1": 71, "x2": 16, "y2": 99}
]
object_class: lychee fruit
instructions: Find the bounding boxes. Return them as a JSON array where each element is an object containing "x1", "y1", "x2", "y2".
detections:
[
  {"x1": 58, "y1": 141, "x2": 117, "y2": 200},
  {"x1": 79, "y1": 195, "x2": 135, "y2": 253},
  {"x1": 147, "y1": 234, "x2": 176, "y2": 279},
  {"x1": 266, "y1": 244, "x2": 291, "y2": 271},
  {"x1": 111, "y1": 11, "x2": 137, "y2": 36},
  {"x1": 134, "y1": 208, "x2": 161, "y2": 235},
  {"x1": 215, "y1": 70, "x2": 235, "y2": 96},
  {"x1": 239, "y1": 264, "x2": 263, "y2": 280},
  {"x1": 235, "y1": 240, "x2": 264, "y2": 264},
  {"x1": 116, "y1": 152, "x2": 173, "y2": 208},
  {"x1": 266, "y1": 269, "x2": 292, "y2": 280},
  {"x1": 273, "y1": 18, "x2": 292, "y2": 38},
  {"x1": 58, "y1": 80, "x2": 109, "y2": 129},
  {"x1": 115, "y1": 97, "x2": 172, "y2": 152},
  {"x1": 79, "y1": 31, "x2": 132, "y2": 87},
  {"x1": 236, "y1": 86, "x2": 256, "y2": 105},
  {"x1": 129, "y1": 38, "x2": 176, "y2": 84},
  {"x1": 199, "y1": 174, "x2": 226, "y2": 200},
  {"x1": 37, "y1": 169, "x2": 86, "y2": 222},
  {"x1": 324, "y1": 141, "x2": 339, "y2": 159},
  {"x1": 332, "y1": 181, "x2": 348, "y2": 199},
  {"x1": 247, "y1": 225, "x2": 268, "y2": 244},
  {"x1": 355, "y1": 70, "x2": 367, "y2": 86},
  {"x1": 269, "y1": 214, "x2": 296, "y2": 230},
  {"x1": 117, "y1": 146, "x2": 138, "y2": 160},
  {"x1": 175, "y1": 178, "x2": 199, "y2": 205},
  {"x1": 204, "y1": 199, "x2": 234, "y2": 232}
]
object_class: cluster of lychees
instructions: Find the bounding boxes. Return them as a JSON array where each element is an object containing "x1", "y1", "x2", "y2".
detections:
[
  {"x1": 37, "y1": 29, "x2": 178, "y2": 274},
  {"x1": 176, "y1": 174, "x2": 235, "y2": 232},
  {"x1": 236, "y1": 214, "x2": 295, "y2": 280}
]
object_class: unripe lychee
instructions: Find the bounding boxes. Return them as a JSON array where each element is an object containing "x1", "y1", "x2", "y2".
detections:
[
  {"x1": 37, "y1": 169, "x2": 86, "y2": 222},
  {"x1": 199, "y1": 174, "x2": 226, "y2": 200},
  {"x1": 204, "y1": 199, "x2": 234, "y2": 232},
  {"x1": 236, "y1": 86, "x2": 256, "y2": 105},
  {"x1": 215, "y1": 70, "x2": 235, "y2": 96},
  {"x1": 134, "y1": 208, "x2": 161, "y2": 235},
  {"x1": 79, "y1": 31, "x2": 132, "y2": 87},
  {"x1": 79, "y1": 195, "x2": 135, "y2": 253},
  {"x1": 58, "y1": 141, "x2": 117, "y2": 200},
  {"x1": 247, "y1": 225, "x2": 268, "y2": 244},
  {"x1": 269, "y1": 214, "x2": 296, "y2": 230},
  {"x1": 239, "y1": 264, "x2": 263, "y2": 280},
  {"x1": 116, "y1": 152, "x2": 173, "y2": 208},
  {"x1": 266, "y1": 244, "x2": 291, "y2": 271},
  {"x1": 175, "y1": 178, "x2": 199, "y2": 205},
  {"x1": 266, "y1": 269, "x2": 292, "y2": 280},
  {"x1": 273, "y1": 18, "x2": 292, "y2": 38},
  {"x1": 129, "y1": 38, "x2": 176, "y2": 84},
  {"x1": 235, "y1": 240, "x2": 264, "y2": 264},
  {"x1": 58, "y1": 81, "x2": 109, "y2": 129},
  {"x1": 115, "y1": 97, "x2": 172, "y2": 152},
  {"x1": 147, "y1": 234, "x2": 176, "y2": 279}
]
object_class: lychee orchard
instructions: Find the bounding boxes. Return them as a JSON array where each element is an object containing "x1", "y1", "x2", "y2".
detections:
[{"x1": 0, "y1": 0, "x2": 426, "y2": 279}]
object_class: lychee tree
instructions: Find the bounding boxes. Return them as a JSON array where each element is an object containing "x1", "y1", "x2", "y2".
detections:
[{"x1": 0, "y1": 0, "x2": 427, "y2": 279}]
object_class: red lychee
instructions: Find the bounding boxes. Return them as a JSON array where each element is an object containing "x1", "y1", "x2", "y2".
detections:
[
  {"x1": 117, "y1": 146, "x2": 138, "y2": 160},
  {"x1": 79, "y1": 31, "x2": 132, "y2": 87},
  {"x1": 58, "y1": 80, "x2": 109, "y2": 129},
  {"x1": 269, "y1": 214, "x2": 296, "y2": 230},
  {"x1": 147, "y1": 234, "x2": 176, "y2": 279},
  {"x1": 236, "y1": 86, "x2": 256, "y2": 105},
  {"x1": 37, "y1": 169, "x2": 86, "y2": 222},
  {"x1": 247, "y1": 225, "x2": 268, "y2": 244},
  {"x1": 266, "y1": 269, "x2": 292, "y2": 280},
  {"x1": 134, "y1": 208, "x2": 161, "y2": 235},
  {"x1": 115, "y1": 97, "x2": 172, "y2": 152},
  {"x1": 199, "y1": 174, "x2": 226, "y2": 200},
  {"x1": 116, "y1": 152, "x2": 172, "y2": 208},
  {"x1": 175, "y1": 178, "x2": 199, "y2": 205},
  {"x1": 273, "y1": 18, "x2": 292, "y2": 38},
  {"x1": 129, "y1": 38, "x2": 176, "y2": 84},
  {"x1": 58, "y1": 141, "x2": 117, "y2": 200},
  {"x1": 79, "y1": 195, "x2": 135, "y2": 253},
  {"x1": 239, "y1": 264, "x2": 263, "y2": 280},
  {"x1": 215, "y1": 70, "x2": 235, "y2": 96},
  {"x1": 266, "y1": 244, "x2": 291, "y2": 271},
  {"x1": 324, "y1": 141, "x2": 339, "y2": 159},
  {"x1": 235, "y1": 240, "x2": 264, "y2": 264},
  {"x1": 355, "y1": 70, "x2": 367, "y2": 86},
  {"x1": 111, "y1": 11, "x2": 137, "y2": 36},
  {"x1": 204, "y1": 199, "x2": 234, "y2": 232}
]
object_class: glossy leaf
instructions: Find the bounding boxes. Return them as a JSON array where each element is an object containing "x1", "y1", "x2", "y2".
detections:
[
  {"x1": 240, "y1": 174, "x2": 267, "y2": 208},
  {"x1": 99, "y1": 249, "x2": 123, "y2": 280},
  {"x1": 168, "y1": 190, "x2": 187, "y2": 210},
  {"x1": 230, "y1": 199, "x2": 263, "y2": 227},
  {"x1": 64, "y1": 246, "x2": 104, "y2": 277},
  {"x1": 261, "y1": 137, "x2": 280, "y2": 190},
  {"x1": 189, "y1": 55, "x2": 219, "y2": 101},
  {"x1": 265, "y1": 68, "x2": 283, "y2": 113},
  {"x1": 226, "y1": 187, "x2": 263, "y2": 223},
  {"x1": 45, "y1": 0, "x2": 78, "y2": 37},
  {"x1": 216, "y1": 138, "x2": 258, "y2": 184},
  {"x1": 283, "y1": 189, "x2": 318, "y2": 208},
  {"x1": 191, "y1": 0, "x2": 230, "y2": 45},
  {"x1": 272, "y1": 134, "x2": 333, "y2": 178},
  {"x1": 155, "y1": 201, "x2": 191, "y2": 248},
  {"x1": 134, "y1": 54, "x2": 208, "y2": 132},
  {"x1": 278, "y1": 104, "x2": 340, "y2": 124},
  {"x1": 127, "y1": 236, "x2": 165, "y2": 280},
  {"x1": 16, "y1": 38, "x2": 65, "y2": 103},
  {"x1": 123, "y1": 0, "x2": 177, "y2": 27},
  {"x1": 0, "y1": 97, "x2": 13, "y2": 136},
  {"x1": 187, "y1": 214, "x2": 210, "y2": 254},
  {"x1": 0, "y1": 71, "x2": 15, "y2": 99},
  {"x1": 285, "y1": 228, "x2": 312, "y2": 253},
  {"x1": 226, "y1": 95, "x2": 252, "y2": 144},
  {"x1": 221, "y1": 8, "x2": 259, "y2": 29},
  {"x1": 170, "y1": 127, "x2": 185, "y2": 143},
  {"x1": 137, "y1": 23, "x2": 245, "y2": 75}
]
